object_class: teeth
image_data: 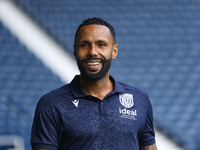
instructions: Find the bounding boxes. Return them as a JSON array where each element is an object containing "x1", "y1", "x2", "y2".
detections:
[{"x1": 87, "y1": 62, "x2": 100, "y2": 65}]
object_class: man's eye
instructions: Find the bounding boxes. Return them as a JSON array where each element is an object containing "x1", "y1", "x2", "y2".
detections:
[
  {"x1": 99, "y1": 43, "x2": 105, "y2": 47},
  {"x1": 80, "y1": 44, "x2": 87, "y2": 47}
]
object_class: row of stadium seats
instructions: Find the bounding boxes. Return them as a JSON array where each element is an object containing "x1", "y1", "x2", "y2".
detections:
[{"x1": 0, "y1": 22, "x2": 64, "y2": 150}]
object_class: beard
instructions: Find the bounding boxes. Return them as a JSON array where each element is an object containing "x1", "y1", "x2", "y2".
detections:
[{"x1": 77, "y1": 57, "x2": 111, "y2": 81}]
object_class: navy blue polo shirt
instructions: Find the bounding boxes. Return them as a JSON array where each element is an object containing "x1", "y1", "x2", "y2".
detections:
[{"x1": 31, "y1": 75, "x2": 155, "y2": 150}]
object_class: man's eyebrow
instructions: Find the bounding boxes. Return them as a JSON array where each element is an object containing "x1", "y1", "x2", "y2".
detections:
[
  {"x1": 78, "y1": 40, "x2": 91, "y2": 44},
  {"x1": 78, "y1": 39, "x2": 109, "y2": 43},
  {"x1": 96, "y1": 40, "x2": 109, "y2": 43}
]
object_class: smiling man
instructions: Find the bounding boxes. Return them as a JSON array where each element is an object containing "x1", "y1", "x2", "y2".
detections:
[
  {"x1": 31, "y1": 17, "x2": 157, "y2": 150},
  {"x1": 75, "y1": 24, "x2": 115, "y2": 81},
  {"x1": 74, "y1": 23, "x2": 118, "y2": 100}
]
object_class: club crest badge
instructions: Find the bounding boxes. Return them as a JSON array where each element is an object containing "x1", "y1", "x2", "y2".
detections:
[{"x1": 119, "y1": 93, "x2": 134, "y2": 108}]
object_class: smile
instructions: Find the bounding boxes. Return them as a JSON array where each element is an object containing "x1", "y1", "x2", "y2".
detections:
[{"x1": 87, "y1": 62, "x2": 101, "y2": 65}]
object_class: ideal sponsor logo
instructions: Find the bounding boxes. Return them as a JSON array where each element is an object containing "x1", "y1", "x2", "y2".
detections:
[{"x1": 119, "y1": 107, "x2": 137, "y2": 120}]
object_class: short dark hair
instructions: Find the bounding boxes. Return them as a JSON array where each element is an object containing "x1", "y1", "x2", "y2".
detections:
[{"x1": 74, "y1": 17, "x2": 116, "y2": 44}]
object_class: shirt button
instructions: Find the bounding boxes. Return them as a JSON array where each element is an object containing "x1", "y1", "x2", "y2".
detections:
[{"x1": 101, "y1": 102, "x2": 103, "y2": 105}]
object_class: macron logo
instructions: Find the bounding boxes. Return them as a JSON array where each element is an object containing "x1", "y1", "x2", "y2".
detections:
[{"x1": 72, "y1": 100, "x2": 79, "y2": 108}]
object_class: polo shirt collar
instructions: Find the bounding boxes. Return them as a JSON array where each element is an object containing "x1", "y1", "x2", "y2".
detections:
[{"x1": 69, "y1": 75, "x2": 125, "y2": 98}]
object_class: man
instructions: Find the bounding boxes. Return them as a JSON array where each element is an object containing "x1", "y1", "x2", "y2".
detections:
[{"x1": 31, "y1": 17, "x2": 157, "y2": 150}]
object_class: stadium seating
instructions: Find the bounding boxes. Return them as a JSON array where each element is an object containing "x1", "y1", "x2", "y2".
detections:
[
  {"x1": 1, "y1": 0, "x2": 200, "y2": 149},
  {"x1": 0, "y1": 22, "x2": 64, "y2": 150}
]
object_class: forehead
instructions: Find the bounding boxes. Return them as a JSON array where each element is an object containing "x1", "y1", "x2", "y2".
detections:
[{"x1": 76, "y1": 24, "x2": 113, "y2": 42}]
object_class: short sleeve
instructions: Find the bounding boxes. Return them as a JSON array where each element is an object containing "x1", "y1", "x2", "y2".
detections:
[
  {"x1": 139, "y1": 97, "x2": 156, "y2": 146},
  {"x1": 31, "y1": 95, "x2": 58, "y2": 150}
]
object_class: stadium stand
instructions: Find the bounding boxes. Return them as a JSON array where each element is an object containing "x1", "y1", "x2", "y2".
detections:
[
  {"x1": 0, "y1": 22, "x2": 64, "y2": 150},
  {"x1": 0, "y1": 0, "x2": 200, "y2": 149}
]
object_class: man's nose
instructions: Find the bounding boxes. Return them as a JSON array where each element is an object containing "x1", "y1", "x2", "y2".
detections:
[{"x1": 88, "y1": 45, "x2": 98, "y2": 57}]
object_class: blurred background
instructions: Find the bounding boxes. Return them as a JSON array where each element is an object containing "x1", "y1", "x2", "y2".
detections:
[{"x1": 0, "y1": 0, "x2": 200, "y2": 150}]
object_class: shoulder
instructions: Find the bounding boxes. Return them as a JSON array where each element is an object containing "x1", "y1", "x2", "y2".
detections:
[
  {"x1": 118, "y1": 82, "x2": 150, "y2": 100},
  {"x1": 117, "y1": 81, "x2": 152, "y2": 109},
  {"x1": 36, "y1": 84, "x2": 72, "y2": 110},
  {"x1": 42, "y1": 84, "x2": 71, "y2": 100}
]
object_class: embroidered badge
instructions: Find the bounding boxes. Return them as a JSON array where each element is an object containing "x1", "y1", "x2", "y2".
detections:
[{"x1": 119, "y1": 93, "x2": 134, "y2": 108}]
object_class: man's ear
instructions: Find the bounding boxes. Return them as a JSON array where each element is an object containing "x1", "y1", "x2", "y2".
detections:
[
  {"x1": 112, "y1": 44, "x2": 118, "y2": 60},
  {"x1": 73, "y1": 45, "x2": 77, "y2": 59}
]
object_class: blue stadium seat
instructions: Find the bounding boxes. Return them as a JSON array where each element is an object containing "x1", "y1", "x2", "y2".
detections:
[{"x1": 0, "y1": 21, "x2": 64, "y2": 150}]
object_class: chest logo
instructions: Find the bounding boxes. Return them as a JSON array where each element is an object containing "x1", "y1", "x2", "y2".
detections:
[
  {"x1": 72, "y1": 99, "x2": 79, "y2": 108},
  {"x1": 119, "y1": 93, "x2": 134, "y2": 108}
]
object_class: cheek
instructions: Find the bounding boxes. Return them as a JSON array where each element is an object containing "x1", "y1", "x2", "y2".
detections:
[
  {"x1": 104, "y1": 49, "x2": 113, "y2": 60},
  {"x1": 75, "y1": 50, "x2": 86, "y2": 60}
]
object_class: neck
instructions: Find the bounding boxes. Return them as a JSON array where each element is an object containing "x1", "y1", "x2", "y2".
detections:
[{"x1": 78, "y1": 73, "x2": 114, "y2": 100}]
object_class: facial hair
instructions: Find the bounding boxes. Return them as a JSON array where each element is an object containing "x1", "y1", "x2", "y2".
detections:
[{"x1": 77, "y1": 57, "x2": 112, "y2": 81}]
